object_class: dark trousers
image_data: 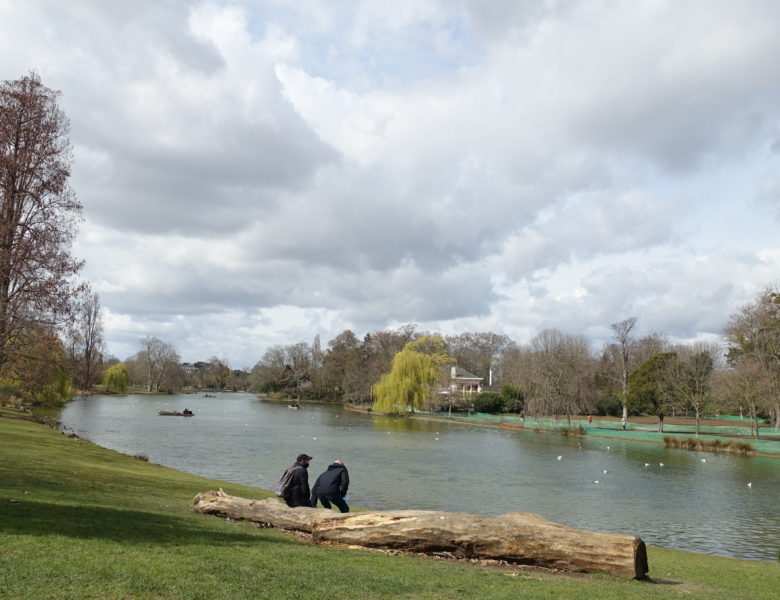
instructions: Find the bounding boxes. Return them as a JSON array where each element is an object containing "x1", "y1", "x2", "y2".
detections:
[
  {"x1": 285, "y1": 496, "x2": 312, "y2": 508},
  {"x1": 318, "y1": 495, "x2": 349, "y2": 513}
]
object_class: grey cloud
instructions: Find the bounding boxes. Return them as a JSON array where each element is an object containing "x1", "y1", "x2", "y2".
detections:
[
  {"x1": 7, "y1": 1, "x2": 780, "y2": 366},
  {"x1": 75, "y1": 114, "x2": 337, "y2": 236},
  {"x1": 497, "y1": 189, "x2": 678, "y2": 282},
  {"x1": 460, "y1": 0, "x2": 548, "y2": 41}
]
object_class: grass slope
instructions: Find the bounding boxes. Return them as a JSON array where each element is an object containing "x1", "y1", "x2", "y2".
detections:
[{"x1": 1, "y1": 409, "x2": 777, "y2": 600}]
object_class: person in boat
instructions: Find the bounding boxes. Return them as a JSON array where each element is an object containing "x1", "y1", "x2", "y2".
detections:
[
  {"x1": 310, "y1": 459, "x2": 350, "y2": 513},
  {"x1": 183, "y1": 408, "x2": 193, "y2": 415},
  {"x1": 284, "y1": 454, "x2": 313, "y2": 508}
]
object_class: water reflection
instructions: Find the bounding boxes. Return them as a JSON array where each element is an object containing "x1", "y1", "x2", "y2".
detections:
[{"x1": 58, "y1": 393, "x2": 780, "y2": 561}]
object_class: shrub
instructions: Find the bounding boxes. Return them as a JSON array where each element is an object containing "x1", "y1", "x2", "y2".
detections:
[
  {"x1": 663, "y1": 436, "x2": 754, "y2": 454},
  {"x1": 472, "y1": 392, "x2": 504, "y2": 414},
  {"x1": 499, "y1": 384, "x2": 524, "y2": 413},
  {"x1": 595, "y1": 394, "x2": 623, "y2": 417}
]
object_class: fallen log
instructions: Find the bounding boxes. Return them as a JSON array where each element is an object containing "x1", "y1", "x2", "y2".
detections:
[{"x1": 193, "y1": 489, "x2": 648, "y2": 579}]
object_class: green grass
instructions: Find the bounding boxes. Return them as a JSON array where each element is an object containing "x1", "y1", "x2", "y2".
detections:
[{"x1": 1, "y1": 409, "x2": 778, "y2": 600}]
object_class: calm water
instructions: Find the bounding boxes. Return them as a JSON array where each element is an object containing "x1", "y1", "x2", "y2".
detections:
[{"x1": 58, "y1": 393, "x2": 780, "y2": 561}]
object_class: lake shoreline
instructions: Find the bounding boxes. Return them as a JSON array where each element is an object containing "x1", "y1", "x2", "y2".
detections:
[{"x1": 54, "y1": 395, "x2": 780, "y2": 561}]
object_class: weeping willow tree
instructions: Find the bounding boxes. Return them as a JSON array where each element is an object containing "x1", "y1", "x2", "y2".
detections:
[
  {"x1": 102, "y1": 363, "x2": 129, "y2": 393},
  {"x1": 372, "y1": 335, "x2": 453, "y2": 414},
  {"x1": 372, "y1": 349, "x2": 437, "y2": 414}
]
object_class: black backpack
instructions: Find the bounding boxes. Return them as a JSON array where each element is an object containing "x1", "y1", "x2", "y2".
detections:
[{"x1": 274, "y1": 465, "x2": 298, "y2": 497}]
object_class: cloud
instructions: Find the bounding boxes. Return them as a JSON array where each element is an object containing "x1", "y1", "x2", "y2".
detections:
[{"x1": 5, "y1": 1, "x2": 780, "y2": 366}]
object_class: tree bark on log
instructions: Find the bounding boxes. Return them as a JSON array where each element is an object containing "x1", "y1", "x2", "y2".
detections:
[{"x1": 193, "y1": 489, "x2": 648, "y2": 579}]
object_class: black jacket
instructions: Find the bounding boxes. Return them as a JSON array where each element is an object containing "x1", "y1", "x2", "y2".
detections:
[
  {"x1": 311, "y1": 463, "x2": 349, "y2": 501},
  {"x1": 288, "y1": 462, "x2": 310, "y2": 506}
]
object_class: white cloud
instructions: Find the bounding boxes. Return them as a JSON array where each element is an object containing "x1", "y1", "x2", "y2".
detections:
[{"x1": 4, "y1": 0, "x2": 780, "y2": 366}]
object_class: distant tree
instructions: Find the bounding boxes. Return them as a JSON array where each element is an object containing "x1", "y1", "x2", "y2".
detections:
[
  {"x1": 359, "y1": 325, "x2": 420, "y2": 402},
  {"x1": 406, "y1": 335, "x2": 453, "y2": 368},
  {"x1": 664, "y1": 344, "x2": 717, "y2": 435},
  {"x1": 203, "y1": 357, "x2": 231, "y2": 390},
  {"x1": 65, "y1": 288, "x2": 104, "y2": 390},
  {"x1": 323, "y1": 330, "x2": 365, "y2": 402},
  {"x1": 608, "y1": 317, "x2": 638, "y2": 421},
  {"x1": 446, "y1": 332, "x2": 512, "y2": 384},
  {"x1": 10, "y1": 324, "x2": 74, "y2": 405},
  {"x1": 625, "y1": 352, "x2": 678, "y2": 432},
  {"x1": 248, "y1": 346, "x2": 288, "y2": 393},
  {"x1": 102, "y1": 363, "x2": 129, "y2": 394},
  {"x1": 520, "y1": 330, "x2": 596, "y2": 422},
  {"x1": 499, "y1": 383, "x2": 524, "y2": 413},
  {"x1": 712, "y1": 359, "x2": 770, "y2": 438},
  {"x1": 724, "y1": 287, "x2": 780, "y2": 427},
  {"x1": 230, "y1": 369, "x2": 249, "y2": 392},
  {"x1": 137, "y1": 336, "x2": 180, "y2": 392},
  {"x1": 633, "y1": 333, "x2": 670, "y2": 366},
  {"x1": 371, "y1": 324, "x2": 418, "y2": 362},
  {"x1": 0, "y1": 72, "x2": 84, "y2": 377},
  {"x1": 372, "y1": 347, "x2": 437, "y2": 414}
]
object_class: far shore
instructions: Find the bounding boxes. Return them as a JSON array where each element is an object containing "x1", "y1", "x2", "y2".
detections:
[{"x1": 343, "y1": 404, "x2": 780, "y2": 458}]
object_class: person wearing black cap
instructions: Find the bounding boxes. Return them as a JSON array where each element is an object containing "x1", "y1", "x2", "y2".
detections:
[
  {"x1": 285, "y1": 453, "x2": 314, "y2": 508},
  {"x1": 310, "y1": 459, "x2": 350, "y2": 513}
]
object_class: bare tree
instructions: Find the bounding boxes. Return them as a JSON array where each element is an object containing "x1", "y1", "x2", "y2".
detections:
[
  {"x1": 0, "y1": 72, "x2": 84, "y2": 373},
  {"x1": 664, "y1": 343, "x2": 717, "y2": 435},
  {"x1": 515, "y1": 330, "x2": 596, "y2": 422},
  {"x1": 609, "y1": 317, "x2": 637, "y2": 421},
  {"x1": 446, "y1": 332, "x2": 512, "y2": 385},
  {"x1": 724, "y1": 288, "x2": 780, "y2": 427},
  {"x1": 713, "y1": 359, "x2": 771, "y2": 438},
  {"x1": 66, "y1": 289, "x2": 104, "y2": 390},
  {"x1": 139, "y1": 336, "x2": 180, "y2": 392}
]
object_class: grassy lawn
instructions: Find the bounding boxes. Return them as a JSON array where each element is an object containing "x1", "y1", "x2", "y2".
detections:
[{"x1": 1, "y1": 406, "x2": 778, "y2": 600}]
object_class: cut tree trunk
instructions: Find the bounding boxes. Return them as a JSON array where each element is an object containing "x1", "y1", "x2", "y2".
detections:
[{"x1": 193, "y1": 489, "x2": 648, "y2": 579}]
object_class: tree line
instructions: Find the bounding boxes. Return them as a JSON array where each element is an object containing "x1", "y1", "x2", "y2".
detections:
[{"x1": 244, "y1": 292, "x2": 780, "y2": 433}]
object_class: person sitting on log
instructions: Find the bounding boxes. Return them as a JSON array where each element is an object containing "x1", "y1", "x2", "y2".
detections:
[{"x1": 310, "y1": 459, "x2": 350, "y2": 513}]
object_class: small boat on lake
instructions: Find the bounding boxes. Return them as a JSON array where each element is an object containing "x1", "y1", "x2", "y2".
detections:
[
  {"x1": 158, "y1": 409, "x2": 194, "y2": 417},
  {"x1": 287, "y1": 404, "x2": 301, "y2": 410}
]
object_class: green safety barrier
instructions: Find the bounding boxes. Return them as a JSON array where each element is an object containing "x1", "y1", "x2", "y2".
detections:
[
  {"x1": 419, "y1": 411, "x2": 780, "y2": 455},
  {"x1": 710, "y1": 414, "x2": 767, "y2": 424}
]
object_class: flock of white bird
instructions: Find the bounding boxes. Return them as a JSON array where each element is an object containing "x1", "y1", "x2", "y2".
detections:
[{"x1": 553, "y1": 449, "x2": 755, "y2": 488}]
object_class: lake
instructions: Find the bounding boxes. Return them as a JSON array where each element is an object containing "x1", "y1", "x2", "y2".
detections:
[{"x1": 58, "y1": 393, "x2": 780, "y2": 561}]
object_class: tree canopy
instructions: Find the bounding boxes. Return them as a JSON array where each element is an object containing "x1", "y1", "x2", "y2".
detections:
[
  {"x1": 0, "y1": 72, "x2": 83, "y2": 370},
  {"x1": 371, "y1": 337, "x2": 453, "y2": 415},
  {"x1": 102, "y1": 363, "x2": 129, "y2": 394},
  {"x1": 625, "y1": 352, "x2": 678, "y2": 432}
]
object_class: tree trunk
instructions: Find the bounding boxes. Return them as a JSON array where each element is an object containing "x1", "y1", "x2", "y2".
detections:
[{"x1": 193, "y1": 489, "x2": 648, "y2": 579}]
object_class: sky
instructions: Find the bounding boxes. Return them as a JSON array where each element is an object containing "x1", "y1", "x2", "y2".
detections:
[{"x1": 2, "y1": 0, "x2": 779, "y2": 369}]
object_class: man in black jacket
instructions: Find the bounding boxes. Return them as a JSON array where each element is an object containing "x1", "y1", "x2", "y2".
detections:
[
  {"x1": 285, "y1": 453, "x2": 313, "y2": 507},
  {"x1": 310, "y1": 459, "x2": 350, "y2": 513}
]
